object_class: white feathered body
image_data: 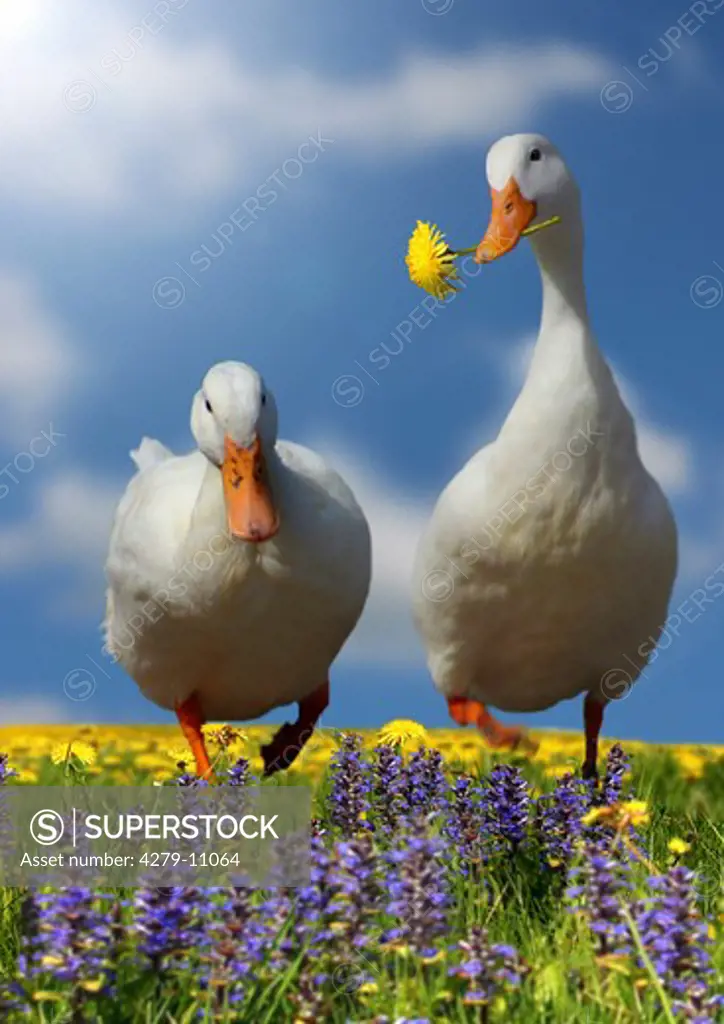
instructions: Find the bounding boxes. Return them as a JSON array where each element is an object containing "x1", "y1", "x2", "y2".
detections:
[
  {"x1": 105, "y1": 439, "x2": 371, "y2": 721},
  {"x1": 412, "y1": 323, "x2": 677, "y2": 712}
]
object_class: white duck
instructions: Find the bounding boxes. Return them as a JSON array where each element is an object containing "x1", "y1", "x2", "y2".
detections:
[
  {"x1": 105, "y1": 361, "x2": 371, "y2": 777},
  {"x1": 412, "y1": 133, "x2": 677, "y2": 776}
]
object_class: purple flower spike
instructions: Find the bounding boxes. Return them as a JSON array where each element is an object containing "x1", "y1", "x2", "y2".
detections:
[
  {"x1": 601, "y1": 744, "x2": 631, "y2": 806},
  {"x1": 536, "y1": 773, "x2": 588, "y2": 868},
  {"x1": 226, "y1": 756, "x2": 252, "y2": 787},
  {"x1": 450, "y1": 925, "x2": 529, "y2": 1007},
  {"x1": 636, "y1": 865, "x2": 722, "y2": 1019},
  {"x1": 483, "y1": 763, "x2": 530, "y2": 851},
  {"x1": 402, "y1": 748, "x2": 448, "y2": 819},
  {"x1": 566, "y1": 841, "x2": 632, "y2": 957},
  {"x1": 328, "y1": 733, "x2": 372, "y2": 836},
  {"x1": 383, "y1": 823, "x2": 449, "y2": 959},
  {"x1": 371, "y1": 744, "x2": 406, "y2": 833},
  {"x1": 442, "y1": 773, "x2": 489, "y2": 874},
  {"x1": 133, "y1": 885, "x2": 207, "y2": 975}
]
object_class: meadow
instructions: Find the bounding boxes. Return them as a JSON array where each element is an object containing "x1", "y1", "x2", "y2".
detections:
[{"x1": 0, "y1": 721, "x2": 722, "y2": 1022}]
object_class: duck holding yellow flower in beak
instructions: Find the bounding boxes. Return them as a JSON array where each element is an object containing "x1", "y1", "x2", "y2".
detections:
[
  {"x1": 104, "y1": 361, "x2": 371, "y2": 779},
  {"x1": 412, "y1": 133, "x2": 677, "y2": 778}
]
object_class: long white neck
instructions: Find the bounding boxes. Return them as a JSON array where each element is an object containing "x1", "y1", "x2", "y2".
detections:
[
  {"x1": 522, "y1": 211, "x2": 611, "y2": 389},
  {"x1": 535, "y1": 216, "x2": 587, "y2": 335},
  {"x1": 500, "y1": 205, "x2": 636, "y2": 464}
]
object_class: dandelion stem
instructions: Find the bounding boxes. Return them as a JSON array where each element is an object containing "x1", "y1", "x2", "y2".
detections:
[{"x1": 451, "y1": 216, "x2": 562, "y2": 257}]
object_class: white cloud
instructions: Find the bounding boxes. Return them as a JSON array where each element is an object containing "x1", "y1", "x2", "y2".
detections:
[
  {"x1": 635, "y1": 425, "x2": 692, "y2": 497},
  {"x1": 312, "y1": 441, "x2": 429, "y2": 666},
  {"x1": 614, "y1": 378, "x2": 694, "y2": 497},
  {"x1": 272, "y1": 44, "x2": 612, "y2": 151},
  {"x1": 0, "y1": 7, "x2": 613, "y2": 215},
  {"x1": 0, "y1": 273, "x2": 79, "y2": 444},
  {"x1": 0, "y1": 470, "x2": 120, "y2": 573},
  {"x1": 677, "y1": 533, "x2": 724, "y2": 584}
]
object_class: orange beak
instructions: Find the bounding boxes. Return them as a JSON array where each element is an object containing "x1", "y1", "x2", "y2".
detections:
[
  {"x1": 475, "y1": 177, "x2": 537, "y2": 264},
  {"x1": 222, "y1": 435, "x2": 279, "y2": 543}
]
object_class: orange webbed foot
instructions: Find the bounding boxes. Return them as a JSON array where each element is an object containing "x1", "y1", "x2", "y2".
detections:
[{"x1": 447, "y1": 696, "x2": 537, "y2": 754}]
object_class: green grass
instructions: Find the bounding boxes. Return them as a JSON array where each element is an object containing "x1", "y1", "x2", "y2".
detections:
[{"x1": 0, "y1": 742, "x2": 722, "y2": 1022}]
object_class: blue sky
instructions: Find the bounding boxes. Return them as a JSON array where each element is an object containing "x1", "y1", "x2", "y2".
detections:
[{"x1": 2, "y1": 0, "x2": 724, "y2": 744}]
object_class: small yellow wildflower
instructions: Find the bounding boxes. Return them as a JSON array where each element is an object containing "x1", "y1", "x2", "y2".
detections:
[
  {"x1": 50, "y1": 740, "x2": 96, "y2": 767},
  {"x1": 377, "y1": 719, "x2": 428, "y2": 750},
  {"x1": 668, "y1": 837, "x2": 691, "y2": 857},
  {"x1": 582, "y1": 800, "x2": 649, "y2": 829},
  {"x1": 619, "y1": 800, "x2": 649, "y2": 827},
  {"x1": 134, "y1": 754, "x2": 169, "y2": 771},
  {"x1": 50, "y1": 742, "x2": 70, "y2": 765},
  {"x1": 79, "y1": 978, "x2": 106, "y2": 994},
  {"x1": 40, "y1": 955, "x2": 64, "y2": 968},
  {"x1": 226, "y1": 739, "x2": 247, "y2": 761},
  {"x1": 677, "y1": 750, "x2": 705, "y2": 780},
  {"x1": 167, "y1": 744, "x2": 192, "y2": 765},
  {"x1": 406, "y1": 221, "x2": 459, "y2": 299},
  {"x1": 544, "y1": 763, "x2": 577, "y2": 780}
]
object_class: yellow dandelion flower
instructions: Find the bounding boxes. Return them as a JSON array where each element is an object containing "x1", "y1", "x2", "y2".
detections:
[
  {"x1": 406, "y1": 221, "x2": 459, "y2": 299},
  {"x1": 377, "y1": 719, "x2": 428, "y2": 750},
  {"x1": 127, "y1": 739, "x2": 152, "y2": 753},
  {"x1": 668, "y1": 837, "x2": 691, "y2": 856},
  {"x1": 620, "y1": 800, "x2": 649, "y2": 826},
  {"x1": 544, "y1": 763, "x2": 577, "y2": 780},
  {"x1": 134, "y1": 754, "x2": 169, "y2": 771},
  {"x1": 50, "y1": 740, "x2": 96, "y2": 766},
  {"x1": 677, "y1": 750, "x2": 705, "y2": 780},
  {"x1": 226, "y1": 738, "x2": 248, "y2": 761},
  {"x1": 167, "y1": 744, "x2": 192, "y2": 765},
  {"x1": 582, "y1": 799, "x2": 649, "y2": 829},
  {"x1": 50, "y1": 742, "x2": 71, "y2": 765}
]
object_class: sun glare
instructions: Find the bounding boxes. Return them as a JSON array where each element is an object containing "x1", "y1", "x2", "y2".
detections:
[{"x1": 0, "y1": 0, "x2": 43, "y2": 40}]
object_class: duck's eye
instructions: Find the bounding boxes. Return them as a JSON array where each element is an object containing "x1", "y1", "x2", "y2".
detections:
[
  {"x1": 205, "y1": 398, "x2": 213, "y2": 414},
  {"x1": 529, "y1": 147, "x2": 542, "y2": 162}
]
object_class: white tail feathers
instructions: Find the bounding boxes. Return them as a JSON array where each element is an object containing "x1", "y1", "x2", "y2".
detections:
[{"x1": 130, "y1": 437, "x2": 172, "y2": 472}]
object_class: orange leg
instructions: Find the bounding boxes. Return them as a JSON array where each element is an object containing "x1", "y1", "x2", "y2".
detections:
[
  {"x1": 261, "y1": 681, "x2": 329, "y2": 777},
  {"x1": 582, "y1": 693, "x2": 605, "y2": 780},
  {"x1": 176, "y1": 694, "x2": 213, "y2": 780},
  {"x1": 447, "y1": 696, "x2": 536, "y2": 753}
]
